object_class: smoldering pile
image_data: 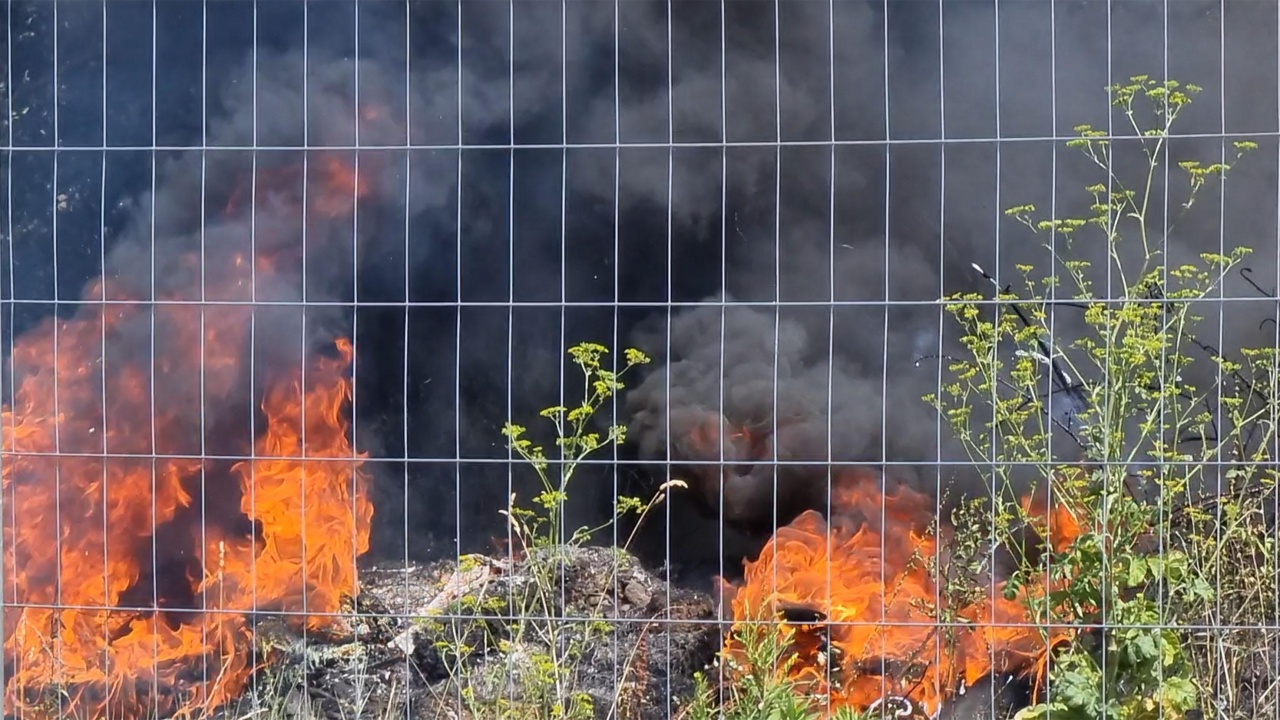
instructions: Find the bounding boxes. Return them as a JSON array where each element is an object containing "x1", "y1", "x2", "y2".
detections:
[{"x1": 207, "y1": 547, "x2": 721, "y2": 720}]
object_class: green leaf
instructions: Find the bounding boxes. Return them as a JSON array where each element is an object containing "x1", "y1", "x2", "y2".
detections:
[
  {"x1": 1160, "y1": 675, "x2": 1199, "y2": 712},
  {"x1": 1125, "y1": 556, "x2": 1147, "y2": 587},
  {"x1": 1058, "y1": 667, "x2": 1102, "y2": 712},
  {"x1": 1127, "y1": 632, "x2": 1158, "y2": 666},
  {"x1": 1013, "y1": 706, "x2": 1050, "y2": 720}
]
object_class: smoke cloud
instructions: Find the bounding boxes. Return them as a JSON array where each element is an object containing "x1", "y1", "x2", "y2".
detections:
[
  {"x1": 614, "y1": 0, "x2": 1280, "y2": 554},
  {"x1": 3, "y1": 1, "x2": 1278, "y2": 572}
]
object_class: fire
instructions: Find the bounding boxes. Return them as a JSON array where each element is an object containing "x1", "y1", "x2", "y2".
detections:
[
  {"x1": 202, "y1": 337, "x2": 373, "y2": 624},
  {"x1": 1, "y1": 154, "x2": 374, "y2": 718},
  {"x1": 718, "y1": 471, "x2": 1082, "y2": 717}
]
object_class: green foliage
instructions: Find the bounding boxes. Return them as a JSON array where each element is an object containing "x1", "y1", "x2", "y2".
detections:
[
  {"x1": 928, "y1": 76, "x2": 1276, "y2": 720},
  {"x1": 435, "y1": 342, "x2": 692, "y2": 720},
  {"x1": 500, "y1": 341, "x2": 654, "y2": 551},
  {"x1": 679, "y1": 623, "x2": 877, "y2": 720}
]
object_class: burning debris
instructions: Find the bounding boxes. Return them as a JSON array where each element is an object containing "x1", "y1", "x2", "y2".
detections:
[
  {"x1": 715, "y1": 474, "x2": 1082, "y2": 718},
  {"x1": 625, "y1": 300, "x2": 1088, "y2": 718},
  {"x1": 0, "y1": 50, "x2": 430, "y2": 719},
  {"x1": 2, "y1": 327, "x2": 368, "y2": 717}
]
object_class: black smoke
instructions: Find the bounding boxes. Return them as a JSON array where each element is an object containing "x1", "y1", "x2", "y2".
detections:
[
  {"x1": 615, "y1": 1, "x2": 1280, "y2": 574},
  {"x1": 3, "y1": 1, "x2": 1279, "y2": 582},
  {"x1": 625, "y1": 295, "x2": 958, "y2": 536}
]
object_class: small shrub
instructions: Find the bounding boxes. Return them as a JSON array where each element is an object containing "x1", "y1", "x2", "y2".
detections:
[
  {"x1": 928, "y1": 76, "x2": 1275, "y2": 720},
  {"x1": 679, "y1": 621, "x2": 877, "y2": 720},
  {"x1": 434, "y1": 342, "x2": 691, "y2": 720}
]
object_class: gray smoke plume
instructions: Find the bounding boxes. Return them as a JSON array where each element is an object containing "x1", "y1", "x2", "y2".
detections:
[
  {"x1": 4, "y1": 0, "x2": 1278, "y2": 566},
  {"x1": 65, "y1": 49, "x2": 433, "y2": 456},
  {"x1": 624, "y1": 291, "x2": 964, "y2": 535}
]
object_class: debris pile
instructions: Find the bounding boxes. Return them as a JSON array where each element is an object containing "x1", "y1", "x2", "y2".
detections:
[{"x1": 225, "y1": 547, "x2": 720, "y2": 720}]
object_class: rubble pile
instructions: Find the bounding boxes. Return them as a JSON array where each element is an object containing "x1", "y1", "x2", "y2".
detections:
[{"x1": 223, "y1": 547, "x2": 720, "y2": 720}]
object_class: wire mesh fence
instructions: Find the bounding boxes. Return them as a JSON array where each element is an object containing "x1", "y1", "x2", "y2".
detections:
[{"x1": 2, "y1": 1, "x2": 1280, "y2": 719}]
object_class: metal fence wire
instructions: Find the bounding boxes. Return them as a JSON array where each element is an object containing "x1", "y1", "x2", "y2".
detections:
[{"x1": 2, "y1": 1, "x2": 1280, "y2": 719}]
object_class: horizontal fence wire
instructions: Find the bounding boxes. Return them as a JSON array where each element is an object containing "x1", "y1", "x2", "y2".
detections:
[
  {"x1": 3, "y1": 1, "x2": 1280, "y2": 720},
  {"x1": 1, "y1": 452, "x2": 1280, "y2": 468},
  {"x1": 2, "y1": 132, "x2": 1278, "y2": 150}
]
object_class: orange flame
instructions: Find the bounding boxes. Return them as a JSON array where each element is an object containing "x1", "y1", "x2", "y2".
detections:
[
  {"x1": 202, "y1": 338, "x2": 373, "y2": 625},
  {"x1": 1, "y1": 155, "x2": 374, "y2": 718},
  {"x1": 719, "y1": 471, "x2": 1082, "y2": 717}
]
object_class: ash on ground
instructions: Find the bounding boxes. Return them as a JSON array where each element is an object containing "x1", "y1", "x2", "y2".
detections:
[{"x1": 219, "y1": 546, "x2": 721, "y2": 720}]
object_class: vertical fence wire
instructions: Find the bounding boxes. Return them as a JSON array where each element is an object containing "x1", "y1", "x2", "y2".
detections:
[
  {"x1": 986, "y1": 2, "x2": 1000, "y2": 715},
  {"x1": 1274, "y1": 6, "x2": 1280, "y2": 720},
  {"x1": 452, "y1": 1, "x2": 466, "y2": 714},
  {"x1": 49, "y1": 4, "x2": 66, "y2": 716},
  {"x1": 1159, "y1": 1, "x2": 1171, "y2": 717},
  {"x1": 402, "y1": 3, "x2": 415, "y2": 719},
  {"x1": 1046, "y1": 0, "x2": 1061, "y2": 715},
  {"x1": 715, "y1": 0, "x2": 730, "y2": 709},
  {"x1": 0, "y1": 0, "x2": 9, "y2": 697},
  {"x1": 664, "y1": 1, "x2": 676, "y2": 714},
  {"x1": 97, "y1": 0, "x2": 113, "y2": 709},
  {"x1": 1215, "y1": 0, "x2": 1229, "y2": 708},
  {"x1": 824, "y1": 0, "x2": 837, "y2": 713}
]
